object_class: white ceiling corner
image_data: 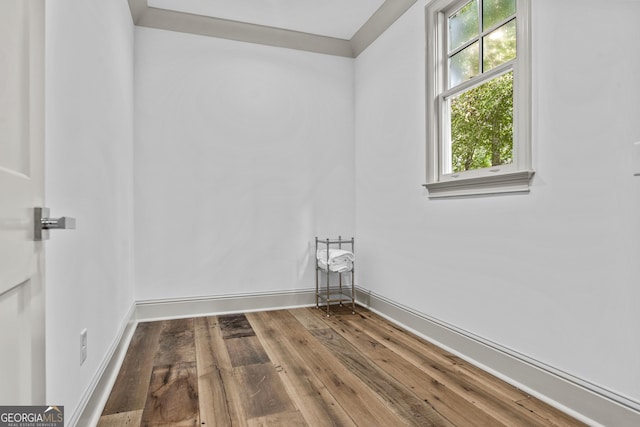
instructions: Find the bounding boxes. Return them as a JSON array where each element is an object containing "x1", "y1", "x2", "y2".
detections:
[
  {"x1": 129, "y1": 0, "x2": 418, "y2": 57},
  {"x1": 147, "y1": 0, "x2": 386, "y2": 40}
]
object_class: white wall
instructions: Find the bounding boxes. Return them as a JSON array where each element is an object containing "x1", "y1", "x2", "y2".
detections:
[
  {"x1": 45, "y1": 0, "x2": 135, "y2": 422},
  {"x1": 355, "y1": 0, "x2": 640, "y2": 406},
  {"x1": 135, "y1": 28, "x2": 355, "y2": 301}
]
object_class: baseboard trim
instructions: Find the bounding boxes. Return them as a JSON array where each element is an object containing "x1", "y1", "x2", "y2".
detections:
[
  {"x1": 70, "y1": 303, "x2": 137, "y2": 427},
  {"x1": 136, "y1": 288, "x2": 317, "y2": 322},
  {"x1": 354, "y1": 287, "x2": 640, "y2": 427}
]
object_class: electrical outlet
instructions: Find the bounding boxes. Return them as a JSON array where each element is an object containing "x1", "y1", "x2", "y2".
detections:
[{"x1": 80, "y1": 328, "x2": 87, "y2": 365}]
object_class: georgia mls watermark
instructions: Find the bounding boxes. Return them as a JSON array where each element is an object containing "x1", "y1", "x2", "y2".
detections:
[{"x1": 0, "y1": 406, "x2": 64, "y2": 427}]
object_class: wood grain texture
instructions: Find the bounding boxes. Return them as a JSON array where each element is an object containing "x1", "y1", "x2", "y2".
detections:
[
  {"x1": 247, "y1": 310, "x2": 358, "y2": 427},
  {"x1": 247, "y1": 410, "x2": 308, "y2": 427},
  {"x1": 141, "y1": 362, "x2": 199, "y2": 426},
  {"x1": 101, "y1": 322, "x2": 161, "y2": 415},
  {"x1": 154, "y1": 318, "x2": 195, "y2": 366},
  {"x1": 515, "y1": 397, "x2": 585, "y2": 427},
  {"x1": 288, "y1": 307, "x2": 330, "y2": 330},
  {"x1": 194, "y1": 316, "x2": 244, "y2": 427},
  {"x1": 318, "y1": 306, "x2": 585, "y2": 427},
  {"x1": 339, "y1": 309, "x2": 544, "y2": 423},
  {"x1": 309, "y1": 307, "x2": 515, "y2": 426},
  {"x1": 219, "y1": 313, "x2": 256, "y2": 339},
  {"x1": 100, "y1": 307, "x2": 586, "y2": 427},
  {"x1": 259, "y1": 309, "x2": 409, "y2": 426},
  {"x1": 97, "y1": 410, "x2": 142, "y2": 427},
  {"x1": 309, "y1": 327, "x2": 453, "y2": 426},
  {"x1": 309, "y1": 310, "x2": 494, "y2": 426},
  {"x1": 236, "y1": 363, "x2": 296, "y2": 419},
  {"x1": 225, "y1": 335, "x2": 270, "y2": 367}
]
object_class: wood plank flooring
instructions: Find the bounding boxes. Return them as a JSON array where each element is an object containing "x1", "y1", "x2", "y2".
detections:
[{"x1": 99, "y1": 306, "x2": 586, "y2": 426}]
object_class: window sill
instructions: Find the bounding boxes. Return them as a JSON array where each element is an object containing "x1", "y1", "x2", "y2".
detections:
[{"x1": 423, "y1": 170, "x2": 535, "y2": 198}]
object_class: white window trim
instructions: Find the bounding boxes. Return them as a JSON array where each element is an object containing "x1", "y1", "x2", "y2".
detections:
[{"x1": 425, "y1": 0, "x2": 533, "y2": 198}]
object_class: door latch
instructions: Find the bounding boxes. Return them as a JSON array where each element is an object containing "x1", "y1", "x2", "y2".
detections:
[{"x1": 35, "y1": 207, "x2": 76, "y2": 241}]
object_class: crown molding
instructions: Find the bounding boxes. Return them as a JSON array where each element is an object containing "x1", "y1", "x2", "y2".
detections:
[
  {"x1": 128, "y1": 0, "x2": 147, "y2": 24},
  {"x1": 351, "y1": 0, "x2": 417, "y2": 56},
  {"x1": 127, "y1": 0, "x2": 417, "y2": 58},
  {"x1": 139, "y1": 6, "x2": 354, "y2": 57}
]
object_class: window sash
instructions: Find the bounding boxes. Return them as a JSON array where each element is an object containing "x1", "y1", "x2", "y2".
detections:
[
  {"x1": 440, "y1": 0, "x2": 517, "y2": 180},
  {"x1": 439, "y1": 64, "x2": 515, "y2": 178},
  {"x1": 441, "y1": 59, "x2": 514, "y2": 101},
  {"x1": 445, "y1": 1, "x2": 517, "y2": 91}
]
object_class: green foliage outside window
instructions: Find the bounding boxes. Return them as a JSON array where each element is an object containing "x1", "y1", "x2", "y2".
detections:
[{"x1": 450, "y1": 72, "x2": 513, "y2": 173}]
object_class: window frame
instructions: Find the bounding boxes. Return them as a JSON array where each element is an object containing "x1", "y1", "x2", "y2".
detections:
[{"x1": 425, "y1": 0, "x2": 533, "y2": 198}]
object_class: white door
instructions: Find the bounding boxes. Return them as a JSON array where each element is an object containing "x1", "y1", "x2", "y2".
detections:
[{"x1": 0, "y1": 0, "x2": 46, "y2": 404}]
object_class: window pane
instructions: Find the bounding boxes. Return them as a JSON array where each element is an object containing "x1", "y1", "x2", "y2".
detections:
[
  {"x1": 482, "y1": 0, "x2": 516, "y2": 31},
  {"x1": 449, "y1": 41, "x2": 479, "y2": 88},
  {"x1": 449, "y1": 72, "x2": 513, "y2": 173},
  {"x1": 483, "y1": 19, "x2": 516, "y2": 71},
  {"x1": 449, "y1": 0, "x2": 478, "y2": 52}
]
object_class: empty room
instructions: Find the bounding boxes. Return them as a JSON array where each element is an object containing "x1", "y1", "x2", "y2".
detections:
[{"x1": 1, "y1": 0, "x2": 639, "y2": 426}]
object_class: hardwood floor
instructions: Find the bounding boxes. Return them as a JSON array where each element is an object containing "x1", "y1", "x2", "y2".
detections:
[{"x1": 99, "y1": 306, "x2": 586, "y2": 426}]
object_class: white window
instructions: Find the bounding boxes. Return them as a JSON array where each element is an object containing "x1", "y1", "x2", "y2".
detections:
[{"x1": 425, "y1": 0, "x2": 533, "y2": 198}]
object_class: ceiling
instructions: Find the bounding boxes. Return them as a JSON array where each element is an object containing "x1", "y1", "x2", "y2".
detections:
[
  {"x1": 148, "y1": 0, "x2": 386, "y2": 40},
  {"x1": 128, "y1": 0, "x2": 417, "y2": 57}
]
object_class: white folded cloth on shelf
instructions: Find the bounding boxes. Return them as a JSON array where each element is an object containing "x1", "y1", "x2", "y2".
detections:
[
  {"x1": 318, "y1": 258, "x2": 353, "y2": 273},
  {"x1": 316, "y1": 249, "x2": 355, "y2": 273}
]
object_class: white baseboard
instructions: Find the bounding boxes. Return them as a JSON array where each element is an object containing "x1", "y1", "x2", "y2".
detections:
[
  {"x1": 71, "y1": 303, "x2": 137, "y2": 427},
  {"x1": 136, "y1": 288, "x2": 317, "y2": 322},
  {"x1": 354, "y1": 287, "x2": 640, "y2": 427}
]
